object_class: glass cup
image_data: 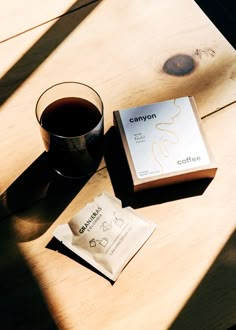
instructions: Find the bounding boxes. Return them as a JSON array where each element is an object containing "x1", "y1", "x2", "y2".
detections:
[{"x1": 36, "y1": 82, "x2": 104, "y2": 178}]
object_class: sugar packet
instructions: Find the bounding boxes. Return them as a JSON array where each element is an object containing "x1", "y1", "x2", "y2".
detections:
[{"x1": 53, "y1": 192, "x2": 156, "y2": 281}]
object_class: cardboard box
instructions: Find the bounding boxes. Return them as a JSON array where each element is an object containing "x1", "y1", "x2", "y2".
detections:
[{"x1": 113, "y1": 96, "x2": 217, "y2": 191}]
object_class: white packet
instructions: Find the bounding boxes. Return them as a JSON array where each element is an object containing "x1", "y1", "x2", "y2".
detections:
[{"x1": 53, "y1": 192, "x2": 156, "y2": 281}]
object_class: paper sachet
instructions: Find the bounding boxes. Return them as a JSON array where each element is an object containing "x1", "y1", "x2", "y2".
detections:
[{"x1": 53, "y1": 192, "x2": 156, "y2": 281}]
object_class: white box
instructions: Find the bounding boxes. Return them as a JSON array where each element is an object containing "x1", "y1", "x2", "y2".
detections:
[{"x1": 113, "y1": 96, "x2": 217, "y2": 191}]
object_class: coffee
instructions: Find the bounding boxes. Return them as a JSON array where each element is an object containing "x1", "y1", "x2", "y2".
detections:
[
  {"x1": 39, "y1": 97, "x2": 103, "y2": 178},
  {"x1": 40, "y1": 97, "x2": 102, "y2": 137}
]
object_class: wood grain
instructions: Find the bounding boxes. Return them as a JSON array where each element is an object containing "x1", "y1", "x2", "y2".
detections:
[
  {"x1": 0, "y1": 0, "x2": 235, "y2": 329},
  {"x1": 5, "y1": 103, "x2": 235, "y2": 329},
  {"x1": 0, "y1": 0, "x2": 235, "y2": 193}
]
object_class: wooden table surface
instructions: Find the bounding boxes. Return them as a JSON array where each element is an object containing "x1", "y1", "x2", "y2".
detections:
[{"x1": 0, "y1": 1, "x2": 235, "y2": 329}]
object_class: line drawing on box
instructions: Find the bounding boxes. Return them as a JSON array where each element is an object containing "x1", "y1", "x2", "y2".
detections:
[{"x1": 152, "y1": 99, "x2": 182, "y2": 173}]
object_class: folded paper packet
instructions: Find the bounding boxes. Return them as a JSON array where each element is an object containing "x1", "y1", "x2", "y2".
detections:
[{"x1": 53, "y1": 192, "x2": 156, "y2": 281}]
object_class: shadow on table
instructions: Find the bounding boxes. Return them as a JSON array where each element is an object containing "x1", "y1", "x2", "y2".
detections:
[
  {"x1": 169, "y1": 229, "x2": 236, "y2": 329},
  {"x1": 0, "y1": 152, "x2": 92, "y2": 242},
  {"x1": 0, "y1": 152, "x2": 84, "y2": 329},
  {"x1": 0, "y1": 240, "x2": 58, "y2": 330},
  {"x1": 104, "y1": 126, "x2": 213, "y2": 208},
  {"x1": 0, "y1": 0, "x2": 101, "y2": 108},
  {"x1": 0, "y1": 153, "x2": 93, "y2": 329},
  {"x1": 0, "y1": 1, "x2": 102, "y2": 329}
]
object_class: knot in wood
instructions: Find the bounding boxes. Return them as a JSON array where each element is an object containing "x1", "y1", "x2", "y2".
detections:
[{"x1": 163, "y1": 54, "x2": 196, "y2": 76}]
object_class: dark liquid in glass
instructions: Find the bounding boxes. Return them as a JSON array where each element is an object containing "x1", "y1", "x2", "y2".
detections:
[{"x1": 40, "y1": 97, "x2": 103, "y2": 178}]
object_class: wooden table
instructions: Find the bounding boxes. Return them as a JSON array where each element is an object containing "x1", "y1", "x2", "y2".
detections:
[{"x1": 0, "y1": 1, "x2": 235, "y2": 329}]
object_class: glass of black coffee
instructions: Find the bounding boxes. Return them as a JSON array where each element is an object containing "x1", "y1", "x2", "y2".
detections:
[{"x1": 35, "y1": 82, "x2": 104, "y2": 178}]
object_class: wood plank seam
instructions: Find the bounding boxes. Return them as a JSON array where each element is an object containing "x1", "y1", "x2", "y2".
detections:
[
  {"x1": 201, "y1": 100, "x2": 236, "y2": 119},
  {"x1": 0, "y1": 0, "x2": 99, "y2": 44}
]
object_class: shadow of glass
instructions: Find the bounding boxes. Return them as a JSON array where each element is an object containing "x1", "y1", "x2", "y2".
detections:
[
  {"x1": 0, "y1": 0, "x2": 101, "y2": 107},
  {"x1": 169, "y1": 229, "x2": 236, "y2": 330},
  {"x1": 0, "y1": 156, "x2": 61, "y2": 327},
  {"x1": 0, "y1": 152, "x2": 92, "y2": 242},
  {"x1": 104, "y1": 126, "x2": 213, "y2": 208}
]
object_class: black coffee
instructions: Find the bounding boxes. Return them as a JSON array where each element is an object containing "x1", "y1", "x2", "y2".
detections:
[{"x1": 40, "y1": 97, "x2": 103, "y2": 178}]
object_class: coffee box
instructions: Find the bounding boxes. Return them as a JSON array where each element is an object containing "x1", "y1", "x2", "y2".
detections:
[{"x1": 113, "y1": 96, "x2": 217, "y2": 191}]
